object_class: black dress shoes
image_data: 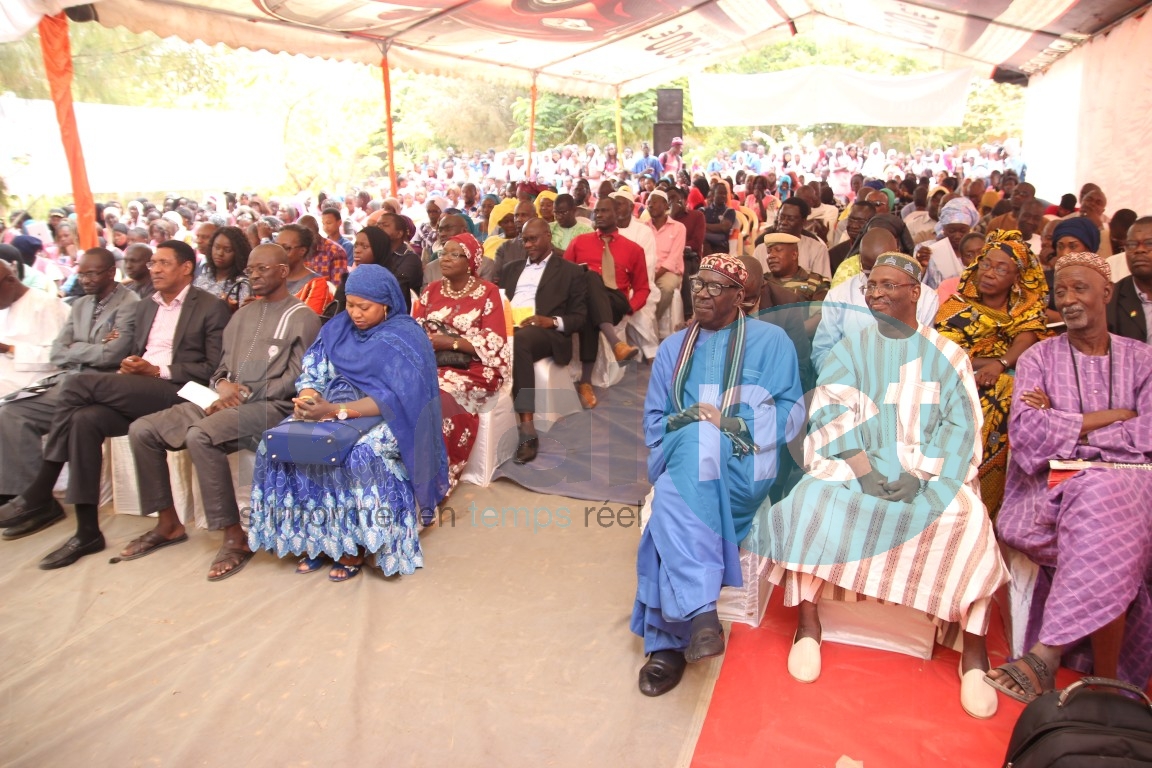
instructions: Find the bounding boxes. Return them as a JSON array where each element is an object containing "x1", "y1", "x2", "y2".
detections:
[
  {"x1": 39, "y1": 533, "x2": 106, "y2": 570},
  {"x1": 514, "y1": 435, "x2": 539, "y2": 464},
  {"x1": 0, "y1": 497, "x2": 42, "y2": 528},
  {"x1": 685, "y1": 624, "x2": 726, "y2": 663},
  {"x1": 638, "y1": 650, "x2": 687, "y2": 697},
  {"x1": 2, "y1": 500, "x2": 65, "y2": 540}
]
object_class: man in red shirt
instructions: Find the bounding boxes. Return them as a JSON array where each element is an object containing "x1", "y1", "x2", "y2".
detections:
[{"x1": 564, "y1": 197, "x2": 648, "y2": 408}]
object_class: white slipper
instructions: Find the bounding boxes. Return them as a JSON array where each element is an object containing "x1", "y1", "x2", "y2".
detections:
[
  {"x1": 788, "y1": 636, "x2": 822, "y2": 683},
  {"x1": 959, "y1": 662, "x2": 998, "y2": 719}
]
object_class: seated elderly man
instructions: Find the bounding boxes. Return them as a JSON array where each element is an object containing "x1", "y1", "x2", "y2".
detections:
[
  {"x1": 120, "y1": 244, "x2": 320, "y2": 579},
  {"x1": 503, "y1": 219, "x2": 587, "y2": 464},
  {"x1": 811, "y1": 229, "x2": 940, "y2": 371},
  {"x1": 0, "y1": 248, "x2": 137, "y2": 538},
  {"x1": 989, "y1": 252, "x2": 1152, "y2": 702},
  {"x1": 749, "y1": 253, "x2": 1008, "y2": 719},
  {"x1": 633, "y1": 254, "x2": 804, "y2": 697}
]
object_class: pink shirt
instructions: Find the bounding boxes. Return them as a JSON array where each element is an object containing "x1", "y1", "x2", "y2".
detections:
[
  {"x1": 144, "y1": 283, "x2": 190, "y2": 379},
  {"x1": 648, "y1": 217, "x2": 686, "y2": 275}
]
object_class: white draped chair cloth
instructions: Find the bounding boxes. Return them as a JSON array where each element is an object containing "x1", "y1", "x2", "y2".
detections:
[
  {"x1": 639, "y1": 485, "x2": 774, "y2": 628},
  {"x1": 109, "y1": 435, "x2": 255, "y2": 530}
]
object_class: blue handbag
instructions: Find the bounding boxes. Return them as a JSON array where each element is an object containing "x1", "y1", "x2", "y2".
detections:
[{"x1": 263, "y1": 416, "x2": 383, "y2": 466}]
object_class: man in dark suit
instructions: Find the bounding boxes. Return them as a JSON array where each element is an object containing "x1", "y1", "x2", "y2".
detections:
[
  {"x1": 502, "y1": 219, "x2": 587, "y2": 464},
  {"x1": 1107, "y1": 216, "x2": 1152, "y2": 343},
  {"x1": 0, "y1": 248, "x2": 138, "y2": 539},
  {"x1": 0, "y1": 240, "x2": 230, "y2": 569}
]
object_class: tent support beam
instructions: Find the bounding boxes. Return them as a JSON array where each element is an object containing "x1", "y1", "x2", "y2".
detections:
[
  {"x1": 526, "y1": 73, "x2": 538, "y2": 181},
  {"x1": 380, "y1": 45, "x2": 398, "y2": 196},
  {"x1": 39, "y1": 12, "x2": 96, "y2": 249},
  {"x1": 614, "y1": 88, "x2": 623, "y2": 158}
]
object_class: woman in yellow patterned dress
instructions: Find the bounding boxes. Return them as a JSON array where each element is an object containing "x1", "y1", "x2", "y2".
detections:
[{"x1": 935, "y1": 230, "x2": 1050, "y2": 516}]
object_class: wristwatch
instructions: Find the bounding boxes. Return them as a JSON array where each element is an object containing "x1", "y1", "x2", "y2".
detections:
[
  {"x1": 337, "y1": 406, "x2": 349, "y2": 421},
  {"x1": 998, "y1": 357, "x2": 1011, "y2": 370}
]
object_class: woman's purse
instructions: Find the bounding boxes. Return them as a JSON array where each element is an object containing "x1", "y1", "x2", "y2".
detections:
[
  {"x1": 264, "y1": 415, "x2": 383, "y2": 466},
  {"x1": 425, "y1": 319, "x2": 473, "y2": 370}
]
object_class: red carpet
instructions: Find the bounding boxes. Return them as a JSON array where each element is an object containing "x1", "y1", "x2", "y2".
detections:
[{"x1": 692, "y1": 592, "x2": 1084, "y2": 767}]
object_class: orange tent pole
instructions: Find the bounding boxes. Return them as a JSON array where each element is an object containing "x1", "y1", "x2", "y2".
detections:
[
  {"x1": 381, "y1": 47, "x2": 398, "y2": 197},
  {"x1": 525, "y1": 74, "x2": 538, "y2": 181},
  {"x1": 38, "y1": 13, "x2": 96, "y2": 250}
]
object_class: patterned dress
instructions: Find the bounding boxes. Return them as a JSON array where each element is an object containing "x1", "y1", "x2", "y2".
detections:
[
  {"x1": 414, "y1": 279, "x2": 510, "y2": 490},
  {"x1": 248, "y1": 338, "x2": 423, "y2": 576},
  {"x1": 935, "y1": 231, "x2": 1049, "y2": 517}
]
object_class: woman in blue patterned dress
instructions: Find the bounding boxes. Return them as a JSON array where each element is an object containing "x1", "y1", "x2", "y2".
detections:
[{"x1": 248, "y1": 265, "x2": 449, "y2": 581}]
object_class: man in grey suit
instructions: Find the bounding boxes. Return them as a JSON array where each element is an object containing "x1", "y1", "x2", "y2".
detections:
[
  {"x1": 0, "y1": 240, "x2": 230, "y2": 570},
  {"x1": 0, "y1": 248, "x2": 138, "y2": 539}
]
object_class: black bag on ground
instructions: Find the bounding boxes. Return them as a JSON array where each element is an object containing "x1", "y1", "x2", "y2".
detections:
[{"x1": 1003, "y1": 677, "x2": 1152, "y2": 767}]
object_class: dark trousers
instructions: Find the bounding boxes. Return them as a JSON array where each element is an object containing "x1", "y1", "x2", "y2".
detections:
[
  {"x1": 0, "y1": 384, "x2": 63, "y2": 495},
  {"x1": 42, "y1": 372, "x2": 183, "y2": 505},
  {"x1": 512, "y1": 326, "x2": 566, "y2": 414},
  {"x1": 580, "y1": 270, "x2": 631, "y2": 363},
  {"x1": 129, "y1": 400, "x2": 289, "y2": 528}
]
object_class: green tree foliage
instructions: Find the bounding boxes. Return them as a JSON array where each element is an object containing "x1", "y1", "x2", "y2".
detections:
[
  {"x1": 507, "y1": 90, "x2": 656, "y2": 149},
  {"x1": 0, "y1": 24, "x2": 226, "y2": 108}
]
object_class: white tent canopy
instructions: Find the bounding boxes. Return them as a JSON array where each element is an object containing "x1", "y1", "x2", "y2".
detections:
[
  {"x1": 2, "y1": 0, "x2": 1148, "y2": 98},
  {"x1": 690, "y1": 68, "x2": 973, "y2": 128}
]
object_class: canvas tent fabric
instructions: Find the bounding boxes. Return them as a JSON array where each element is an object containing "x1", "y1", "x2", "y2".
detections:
[
  {"x1": 1022, "y1": 8, "x2": 1152, "y2": 222},
  {"x1": 689, "y1": 68, "x2": 973, "y2": 128},
  {"x1": 1, "y1": 0, "x2": 1148, "y2": 98}
]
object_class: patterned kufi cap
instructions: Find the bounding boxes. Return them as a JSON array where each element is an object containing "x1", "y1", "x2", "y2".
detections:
[
  {"x1": 699, "y1": 254, "x2": 748, "y2": 287},
  {"x1": 873, "y1": 251, "x2": 923, "y2": 282},
  {"x1": 1054, "y1": 251, "x2": 1111, "y2": 281}
]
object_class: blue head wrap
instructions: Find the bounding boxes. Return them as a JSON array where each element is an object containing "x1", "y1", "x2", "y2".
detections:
[
  {"x1": 10, "y1": 235, "x2": 42, "y2": 264},
  {"x1": 1052, "y1": 216, "x2": 1101, "y2": 253},
  {"x1": 320, "y1": 264, "x2": 449, "y2": 520}
]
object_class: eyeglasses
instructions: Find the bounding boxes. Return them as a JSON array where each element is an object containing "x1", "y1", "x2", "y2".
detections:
[
  {"x1": 977, "y1": 261, "x2": 1016, "y2": 277},
  {"x1": 243, "y1": 264, "x2": 284, "y2": 277},
  {"x1": 1124, "y1": 239, "x2": 1152, "y2": 251},
  {"x1": 689, "y1": 277, "x2": 740, "y2": 297},
  {"x1": 861, "y1": 281, "x2": 918, "y2": 296},
  {"x1": 146, "y1": 260, "x2": 177, "y2": 269},
  {"x1": 76, "y1": 267, "x2": 113, "y2": 279},
  {"x1": 439, "y1": 250, "x2": 469, "y2": 261}
]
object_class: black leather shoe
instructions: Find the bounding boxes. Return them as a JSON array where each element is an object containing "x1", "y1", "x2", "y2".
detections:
[
  {"x1": 0, "y1": 497, "x2": 42, "y2": 528},
  {"x1": 638, "y1": 650, "x2": 687, "y2": 697},
  {"x1": 514, "y1": 435, "x2": 539, "y2": 464},
  {"x1": 685, "y1": 625, "x2": 725, "y2": 663},
  {"x1": 2, "y1": 500, "x2": 64, "y2": 540},
  {"x1": 38, "y1": 533, "x2": 106, "y2": 570}
]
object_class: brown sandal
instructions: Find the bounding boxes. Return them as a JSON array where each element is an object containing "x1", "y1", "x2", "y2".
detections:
[
  {"x1": 207, "y1": 546, "x2": 254, "y2": 582},
  {"x1": 984, "y1": 652, "x2": 1055, "y2": 703}
]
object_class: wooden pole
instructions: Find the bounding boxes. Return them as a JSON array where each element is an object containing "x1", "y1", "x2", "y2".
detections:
[
  {"x1": 381, "y1": 46, "x2": 398, "y2": 197},
  {"x1": 614, "y1": 87, "x2": 624, "y2": 159},
  {"x1": 526, "y1": 74, "x2": 538, "y2": 181}
]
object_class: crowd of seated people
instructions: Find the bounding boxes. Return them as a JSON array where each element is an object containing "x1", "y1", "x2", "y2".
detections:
[{"x1": 1, "y1": 138, "x2": 1149, "y2": 721}]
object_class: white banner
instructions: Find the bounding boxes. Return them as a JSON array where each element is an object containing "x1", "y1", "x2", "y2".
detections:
[{"x1": 689, "y1": 67, "x2": 973, "y2": 127}]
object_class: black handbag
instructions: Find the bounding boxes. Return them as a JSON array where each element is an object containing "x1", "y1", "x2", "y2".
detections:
[
  {"x1": 425, "y1": 319, "x2": 473, "y2": 369},
  {"x1": 263, "y1": 416, "x2": 382, "y2": 466},
  {"x1": 1003, "y1": 677, "x2": 1152, "y2": 767}
]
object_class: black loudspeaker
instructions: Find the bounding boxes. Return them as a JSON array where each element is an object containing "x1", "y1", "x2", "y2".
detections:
[
  {"x1": 653, "y1": 123, "x2": 684, "y2": 156},
  {"x1": 656, "y1": 89, "x2": 684, "y2": 123},
  {"x1": 991, "y1": 66, "x2": 1029, "y2": 87}
]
